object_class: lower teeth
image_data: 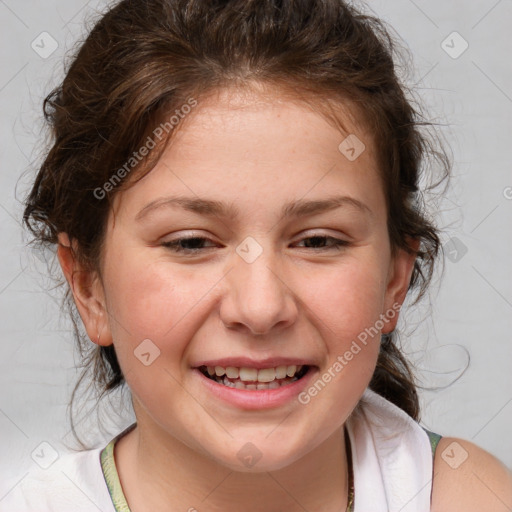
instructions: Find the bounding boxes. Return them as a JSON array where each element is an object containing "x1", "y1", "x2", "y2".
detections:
[{"x1": 214, "y1": 374, "x2": 299, "y2": 390}]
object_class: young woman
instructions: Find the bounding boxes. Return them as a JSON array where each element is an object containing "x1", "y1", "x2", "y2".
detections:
[{"x1": 4, "y1": 0, "x2": 511, "y2": 510}]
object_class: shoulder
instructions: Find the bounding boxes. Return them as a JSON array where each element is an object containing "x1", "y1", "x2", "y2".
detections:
[{"x1": 431, "y1": 436, "x2": 512, "y2": 512}]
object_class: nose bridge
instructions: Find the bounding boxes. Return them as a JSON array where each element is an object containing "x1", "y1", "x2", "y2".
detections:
[{"x1": 221, "y1": 237, "x2": 297, "y2": 335}]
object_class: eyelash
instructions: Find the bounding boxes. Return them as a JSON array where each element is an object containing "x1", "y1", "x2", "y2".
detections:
[{"x1": 161, "y1": 235, "x2": 349, "y2": 254}]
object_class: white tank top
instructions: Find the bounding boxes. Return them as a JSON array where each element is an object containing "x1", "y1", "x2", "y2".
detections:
[
  {"x1": 346, "y1": 388, "x2": 440, "y2": 511},
  {"x1": 0, "y1": 387, "x2": 440, "y2": 512}
]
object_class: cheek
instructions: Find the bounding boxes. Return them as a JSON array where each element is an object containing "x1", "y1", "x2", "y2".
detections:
[
  {"x1": 299, "y1": 257, "x2": 387, "y2": 390},
  {"x1": 103, "y1": 258, "x2": 206, "y2": 412},
  {"x1": 306, "y1": 260, "x2": 387, "y2": 338},
  {"x1": 104, "y1": 253, "x2": 224, "y2": 374},
  {"x1": 106, "y1": 253, "x2": 202, "y2": 337}
]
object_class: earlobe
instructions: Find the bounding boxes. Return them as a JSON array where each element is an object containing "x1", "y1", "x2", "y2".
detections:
[
  {"x1": 56, "y1": 232, "x2": 113, "y2": 347},
  {"x1": 382, "y1": 240, "x2": 419, "y2": 333}
]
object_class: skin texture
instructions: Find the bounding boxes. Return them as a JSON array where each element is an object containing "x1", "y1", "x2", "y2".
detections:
[
  {"x1": 57, "y1": 86, "x2": 511, "y2": 511},
  {"x1": 431, "y1": 437, "x2": 512, "y2": 511}
]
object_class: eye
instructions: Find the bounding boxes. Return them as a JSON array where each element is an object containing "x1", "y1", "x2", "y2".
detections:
[
  {"x1": 161, "y1": 234, "x2": 349, "y2": 255},
  {"x1": 294, "y1": 235, "x2": 349, "y2": 251},
  {"x1": 161, "y1": 236, "x2": 218, "y2": 254}
]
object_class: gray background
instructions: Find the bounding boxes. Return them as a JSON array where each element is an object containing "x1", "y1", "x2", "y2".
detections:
[{"x1": 1, "y1": 0, "x2": 511, "y2": 498}]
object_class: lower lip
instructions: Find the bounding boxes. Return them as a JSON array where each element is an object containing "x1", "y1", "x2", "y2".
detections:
[{"x1": 192, "y1": 367, "x2": 317, "y2": 410}]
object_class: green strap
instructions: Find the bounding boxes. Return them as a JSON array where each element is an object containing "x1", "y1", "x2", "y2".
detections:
[
  {"x1": 100, "y1": 440, "x2": 131, "y2": 512},
  {"x1": 422, "y1": 427, "x2": 442, "y2": 507},
  {"x1": 100, "y1": 424, "x2": 136, "y2": 512},
  {"x1": 422, "y1": 427, "x2": 442, "y2": 459}
]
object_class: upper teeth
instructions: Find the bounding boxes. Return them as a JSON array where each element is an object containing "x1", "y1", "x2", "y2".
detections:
[{"x1": 207, "y1": 365, "x2": 303, "y2": 382}]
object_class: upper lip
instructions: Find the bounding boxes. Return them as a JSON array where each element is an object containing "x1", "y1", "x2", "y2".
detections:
[{"x1": 192, "y1": 357, "x2": 316, "y2": 369}]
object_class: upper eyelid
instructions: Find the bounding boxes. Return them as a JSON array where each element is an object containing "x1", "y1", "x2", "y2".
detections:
[
  {"x1": 162, "y1": 230, "x2": 349, "y2": 242},
  {"x1": 165, "y1": 226, "x2": 350, "y2": 237}
]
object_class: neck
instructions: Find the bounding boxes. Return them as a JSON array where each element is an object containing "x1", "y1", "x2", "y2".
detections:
[{"x1": 114, "y1": 421, "x2": 350, "y2": 512}]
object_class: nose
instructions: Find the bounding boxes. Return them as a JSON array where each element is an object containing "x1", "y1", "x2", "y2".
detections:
[{"x1": 219, "y1": 246, "x2": 299, "y2": 336}]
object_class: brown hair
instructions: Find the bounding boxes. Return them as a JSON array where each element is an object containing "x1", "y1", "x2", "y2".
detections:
[{"x1": 23, "y1": 0, "x2": 450, "y2": 435}]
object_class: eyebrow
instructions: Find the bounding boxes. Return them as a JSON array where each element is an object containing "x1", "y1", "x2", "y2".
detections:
[{"x1": 135, "y1": 194, "x2": 373, "y2": 222}]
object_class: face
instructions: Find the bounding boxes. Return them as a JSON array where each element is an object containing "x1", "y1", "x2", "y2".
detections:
[{"x1": 59, "y1": 86, "x2": 415, "y2": 471}]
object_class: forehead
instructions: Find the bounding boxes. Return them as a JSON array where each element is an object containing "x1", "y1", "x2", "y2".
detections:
[
  {"x1": 111, "y1": 85, "x2": 381, "y2": 221},
  {"x1": 172, "y1": 84, "x2": 373, "y2": 155}
]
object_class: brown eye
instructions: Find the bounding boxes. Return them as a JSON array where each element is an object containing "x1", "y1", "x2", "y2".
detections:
[
  {"x1": 162, "y1": 237, "x2": 217, "y2": 253},
  {"x1": 295, "y1": 236, "x2": 349, "y2": 250}
]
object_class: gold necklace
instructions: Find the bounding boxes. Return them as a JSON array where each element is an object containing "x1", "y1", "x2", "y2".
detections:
[{"x1": 345, "y1": 425, "x2": 355, "y2": 512}]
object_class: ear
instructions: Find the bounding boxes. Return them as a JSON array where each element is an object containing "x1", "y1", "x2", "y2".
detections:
[
  {"x1": 56, "y1": 232, "x2": 113, "y2": 346},
  {"x1": 382, "y1": 238, "x2": 419, "y2": 333}
]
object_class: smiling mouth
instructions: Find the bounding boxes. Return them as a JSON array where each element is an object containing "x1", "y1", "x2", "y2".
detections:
[{"x1": 198, "y1": 364, "x2": 311, "y2": 390}]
